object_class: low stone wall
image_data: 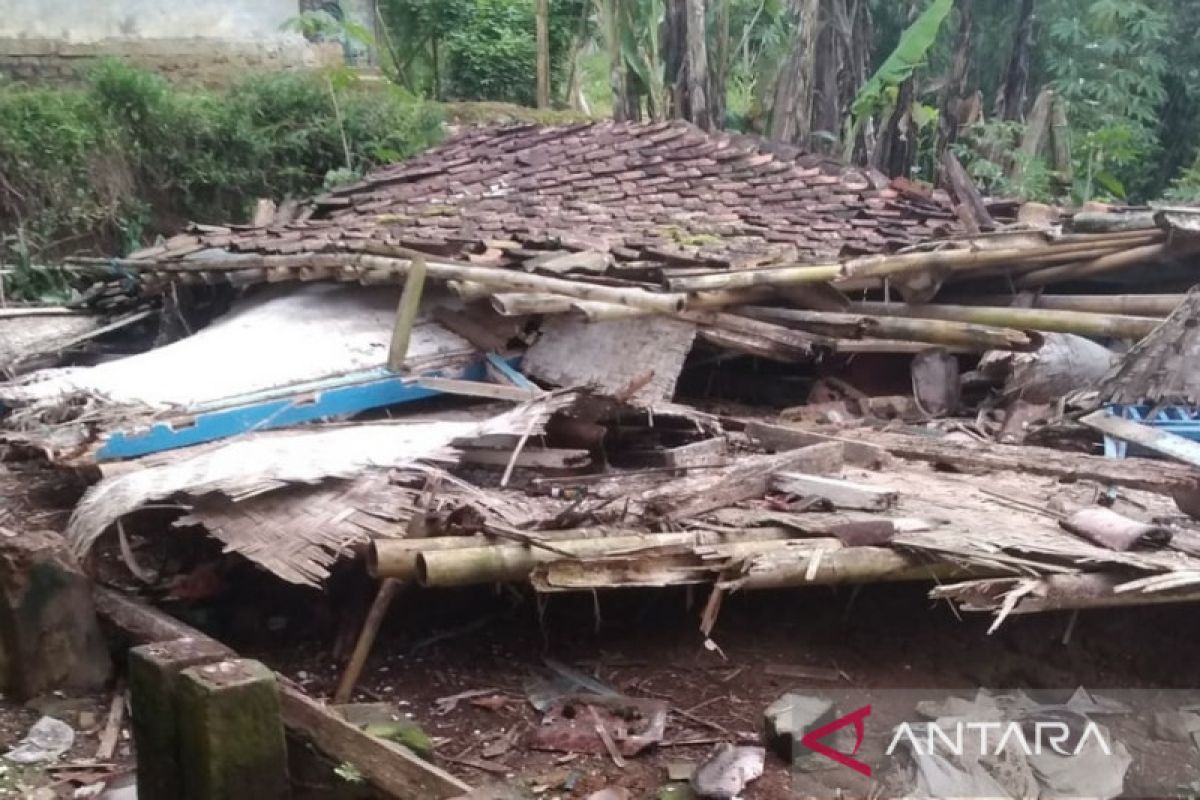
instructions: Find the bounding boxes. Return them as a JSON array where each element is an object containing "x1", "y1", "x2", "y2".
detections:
[{"x1": 0, "y1": 37, "x2": 343, "y2": 85}]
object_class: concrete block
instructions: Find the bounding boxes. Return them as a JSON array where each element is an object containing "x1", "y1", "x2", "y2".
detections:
[{"x1": 178, "y1": 659, "x2": 290, "y2": 800}]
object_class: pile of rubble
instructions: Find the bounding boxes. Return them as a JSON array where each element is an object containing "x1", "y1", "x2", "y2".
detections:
[{"x1": 5, "y1": 120, "x2": 1200, "y2": 798}]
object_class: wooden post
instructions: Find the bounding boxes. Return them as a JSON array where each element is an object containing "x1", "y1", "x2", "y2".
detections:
[
  {"x1": 130, "y1": 638, "x2": 237, "y2": 800},
  {"x1": 177, "y1": 659, "x2": 290, "y2": 800},
  {"x1": 387, "y1": 255, "x2": 427, "y2": 372},
  {"x1": 536, "y1": 0, "x2": 551, "y2": 109},
  {"x1": 0, "y1": 530, "x2": 112, "y2": 700}
]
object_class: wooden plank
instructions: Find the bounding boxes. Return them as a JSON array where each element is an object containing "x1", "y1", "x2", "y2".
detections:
[
  {"x1": 388, "y1": 256, "x2": 428, "y2": 371},
  {"x1": 642, "y1": 442, "x2": 845, "y2": 520},
  {"x1": 743, "y1": 420, "x2": 889, "y2": 469},
  {"x1": 409, "y1": 377, "x2": 540, "y2": 402},
  {"x1": 862, "y1": 428, "x2": 1200, "y2": 495},
  {"x1": 94, "y1": 588, "x2": 473, "y2": 799},
  {"x1": 771, "y1": 472, "x2": 898, "y2": 510},
  {"x1": 1080, "y1": 410, "x2": 1200, "y2": 469},
  {"x1": 458, "y1": 446, "x2": 592, "y2": 470},
  {"x1": 279, "y1": 682, "x2": 471, "y2": 799}
]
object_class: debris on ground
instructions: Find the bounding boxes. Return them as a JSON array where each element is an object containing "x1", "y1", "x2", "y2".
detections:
[
  {"x1": 4, "y1": 717, "x2": 75, "y2": 764},
  {"x1": 689, "y1": 744, "x2": 765, "y2": 799}
]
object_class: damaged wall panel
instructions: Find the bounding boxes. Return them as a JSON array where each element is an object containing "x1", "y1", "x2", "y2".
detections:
[{"x1": 523, "y1": 316, "x2": 696, "y2": 406}]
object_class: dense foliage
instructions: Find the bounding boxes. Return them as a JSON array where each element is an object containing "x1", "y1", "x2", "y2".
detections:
[
  {"x1": 379, "y1": 0, "x2": 584, "y2": 105},
  {"x1": 0, "y1": 61, "x2": 442, "y2": 269}
]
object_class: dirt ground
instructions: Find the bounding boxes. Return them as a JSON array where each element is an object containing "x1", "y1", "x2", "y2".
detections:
[{"x1": 231, "y1": 578, "x2": 1200, "y2": 799}]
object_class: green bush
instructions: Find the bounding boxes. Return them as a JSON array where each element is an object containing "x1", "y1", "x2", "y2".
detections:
[{"x1": 0, "y1": 60, "x2": 443, "y2": 271}]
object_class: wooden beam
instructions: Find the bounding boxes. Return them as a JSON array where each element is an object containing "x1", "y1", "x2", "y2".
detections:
[
  {"x1": 771, "y1": 472, "x2": 898, "y2": 511},
  {"x1": 1080, "y1": 410, "x2": 1200, "y2": 469},
  {"x1": 93, "y1": 588, "x2": 472, "y2": 799},
  {"x1": 409, "y1": 377, "x2": 540, "y2": 402},
  {"x1": 742, "y1": 420, "x2": 889, "y2": 469}
]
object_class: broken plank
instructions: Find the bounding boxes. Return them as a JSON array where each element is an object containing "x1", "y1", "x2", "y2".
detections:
[
  {"x1": 623, "y1": 437, "x2": 729, "y2": 470},
  {"x1": 92, "y1": 588, "x2": 473, "y2": 799},
  {"x1": 458, "y1": 446, "x2": 592, "y2": 470},
  {"x1": 742, "y1": 420, "x2": 889, "y2": 469},
  {"x1": 771, "y1": 472, "x2": 898, "y2": 511},
  {"x1": 410, "y1": 377, "x2": 541, "y2": 401},
  {"x1": 279, "y1": 681, "x2": 471, "y2": 798},
  {"x1": 642, "y1": 443, "x2": 845, "y2": 521},
  {"x1": 1080, "y1": 410, "x2": 1200, "y2": 469},
  {"x1": 861, "y1": 428, "x2": 1200, "y2": 495}
]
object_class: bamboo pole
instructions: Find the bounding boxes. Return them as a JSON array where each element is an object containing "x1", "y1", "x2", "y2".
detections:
[
  {"x1": 948, "y1": 294, "x2": 1185, "y2": 317},
  {"x1": 368, "y1": 527, "x2": 707, "y2": 580},
  {"x1": 737, "y1": 547, "x2": 1000, "y2": 590},
  {"x1": 662, "y1": 234, "x2": 1162, "y2": 293},
  {"x1": 412, "y1": 529, "x2": 801, "y2": 587},
  {"x1": 387, "y1": 256, "x2": 426, "y2": 371},
  {"x1": 849, "y1": 301, "x2": 1160, "y2": 339},
  {"x1": 110, "y1": 251, "x2": 690, "y2": 315},
  {"x1": 742, "y1": 306, "x2": 1036, "y2": 351},
  {"x1": 491, "y1": 293, "x2": 573, "y2": 316},
  {"x1": 1014, "y1": 242, "x2": 1171, "y2": 288}
]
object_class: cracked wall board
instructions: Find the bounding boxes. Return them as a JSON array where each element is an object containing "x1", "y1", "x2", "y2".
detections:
[{"x1": 523, "y1": 316, "x2": 696, "y2": 405}]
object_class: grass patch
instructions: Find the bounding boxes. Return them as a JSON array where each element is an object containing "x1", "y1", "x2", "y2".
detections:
[{"x1": 0, "y1": 61, "x2": 443, "y2": 300}]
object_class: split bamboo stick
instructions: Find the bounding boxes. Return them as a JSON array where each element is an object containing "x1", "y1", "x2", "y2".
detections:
[
  {"x1": 949, "y1": 294, "x2": 1185, "y2": 317},
  {"x1": 849, "y1": 301, "x2": 1160, "y2": 339},
  {"x1": 742, "y1": 307, "x2": 1036, "y2": 351}
]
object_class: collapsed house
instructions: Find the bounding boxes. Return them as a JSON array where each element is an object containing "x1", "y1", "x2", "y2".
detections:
[{"x1": 5, "y1": 120, "x2": 1200, "y2": 798}]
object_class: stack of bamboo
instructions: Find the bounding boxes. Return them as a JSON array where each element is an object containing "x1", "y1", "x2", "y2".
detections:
[{"x1": 94, "y1": 207, "x2": 1200, "y2": 357}]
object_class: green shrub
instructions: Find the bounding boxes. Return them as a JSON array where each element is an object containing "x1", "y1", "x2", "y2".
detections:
[{"x1": 0, "y1": 60, "x2": 443, "y2": 282}]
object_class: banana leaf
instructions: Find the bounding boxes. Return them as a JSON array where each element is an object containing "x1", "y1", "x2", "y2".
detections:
[{"x1": 851, "y1": 0, "x2": 955, "y2": 119}]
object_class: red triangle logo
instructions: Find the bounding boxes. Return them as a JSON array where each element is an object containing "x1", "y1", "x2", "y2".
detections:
[{"x1": 799, "y1": 704, "x2": 872, "y2": 777}]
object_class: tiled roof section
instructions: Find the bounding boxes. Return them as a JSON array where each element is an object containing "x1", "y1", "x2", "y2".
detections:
[{"x1": 172, "y1": 121, "x2": 962, "y2": 270}]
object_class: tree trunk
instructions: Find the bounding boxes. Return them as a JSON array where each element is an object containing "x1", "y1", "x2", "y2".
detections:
[
  {"x1": 873, "y1": 77, "x2": 916, "y2": 176},
  {"x1": 535, "y1": 0, "x2": 551, "y2": 108},
  {"x1": 711, "y1": 0, "x2": 730, "y2": 128},
  {"x1": 996, "y1": 0, "x2": 1035, "y2": 121},
  {"x1": 685, "y1": 0, "x2": 712, "y2": 129},
  {"x1": 606, "y1": 0, "x2": 631, "y2": 121},
  {"x1": 664, "y1": 0, "x2": 687, "y2": 118},
  {"x1": 936, "y1": 0, "x2": 974, "y2": 157},
  {"x1": 768, "y1": 0, "x2": 820, "y2": 144}
]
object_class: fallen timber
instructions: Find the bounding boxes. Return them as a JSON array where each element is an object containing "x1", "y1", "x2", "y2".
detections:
[
  {"x1": 94, "y1": 588, "x2": 473, "y2": 799},
  {"x1": 662, "y1": 232, "x2": 1166, "y2": 292},
  {"x1": 951, "y1": 294, "x2": 1186, "y2": 317},
  {"x1": 849, "y1": 301, "x2": 1160, "y2": 339}
]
